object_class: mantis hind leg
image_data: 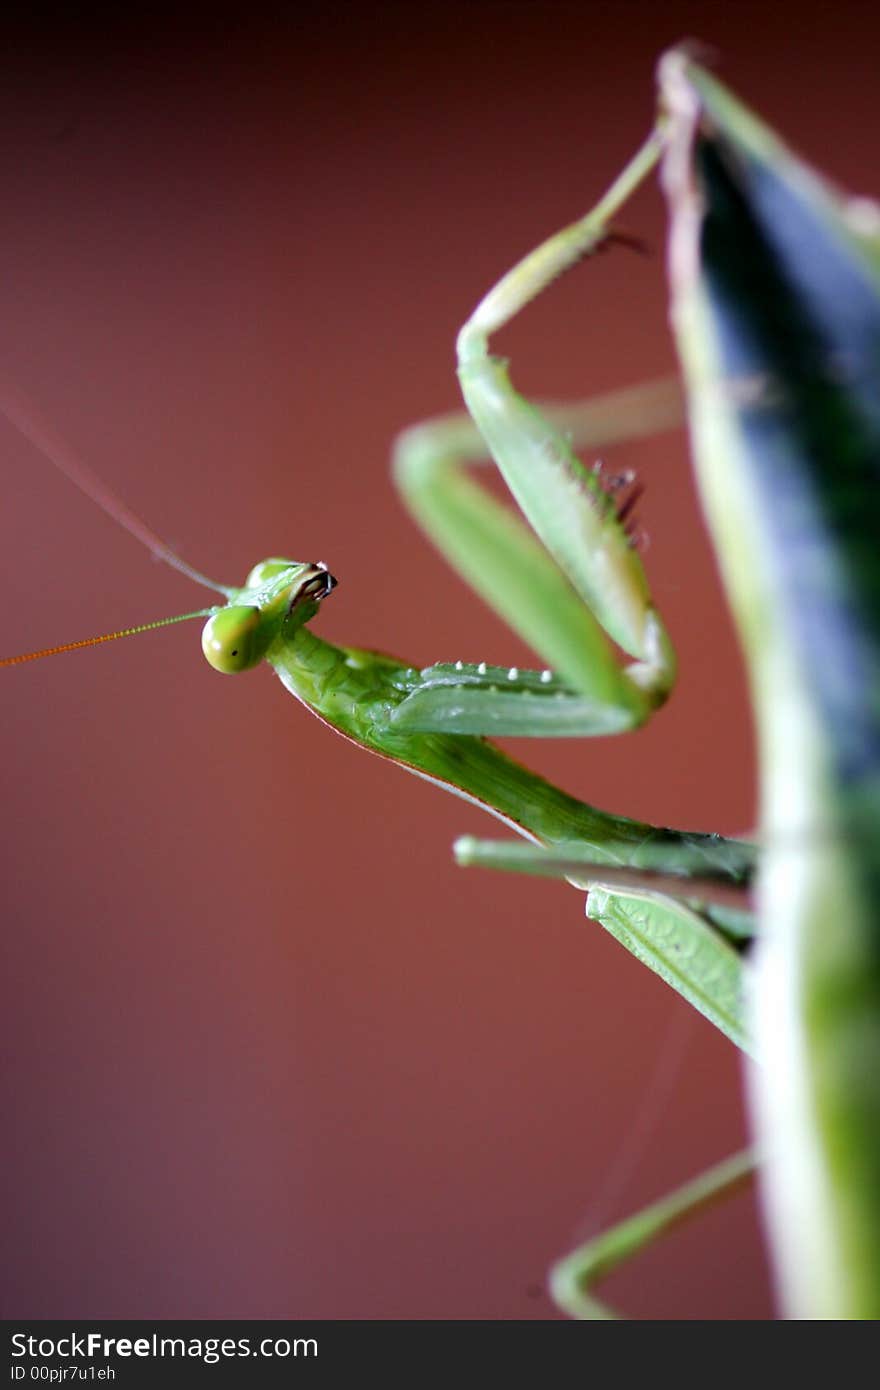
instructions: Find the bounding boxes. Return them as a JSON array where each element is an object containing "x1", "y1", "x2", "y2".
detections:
[{"x1": 549, "y1": 1149, "x2": 756, "y2": 1319}]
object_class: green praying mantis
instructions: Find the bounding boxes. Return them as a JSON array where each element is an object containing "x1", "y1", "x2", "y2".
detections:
[{"x1": 5, "y1": 52, "x2": 880, "y2": 1318}]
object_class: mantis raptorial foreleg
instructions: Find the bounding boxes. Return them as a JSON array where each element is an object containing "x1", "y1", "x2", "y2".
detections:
[
  {"x1": 392, "y1": 374, "x2": 754, "y2": 1051},
  {"x1": 392, "y1": 378, "x2": 684, "y2": 735},
  {"x1": 394, "y1": 135, "x2": 676, "y2": 738}
]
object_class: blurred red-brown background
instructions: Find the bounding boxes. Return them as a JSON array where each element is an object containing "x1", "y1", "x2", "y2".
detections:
[{"x1": 2, "y1": 2, "x2": 875, "y2": 1320}]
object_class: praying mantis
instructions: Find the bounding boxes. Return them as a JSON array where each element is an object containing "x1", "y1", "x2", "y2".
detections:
[{"x1": 5, "y1": 51, "x2": 878, "y2": 1319}]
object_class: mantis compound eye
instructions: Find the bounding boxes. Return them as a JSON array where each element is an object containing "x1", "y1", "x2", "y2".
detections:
[{"x1": 201, "y1": 605, "x2": 268, "y2": 673}]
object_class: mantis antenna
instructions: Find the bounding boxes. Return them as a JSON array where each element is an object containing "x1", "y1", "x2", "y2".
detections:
[
  {"x1": 0, "y1": 609, "x2": 216, "y2": 668},
  {"x1": 0, "y1": 377, "x2": 232, "y2": 596},
  {"x1": 0, "y1": 378, "x2": 226, "y2": 666}
]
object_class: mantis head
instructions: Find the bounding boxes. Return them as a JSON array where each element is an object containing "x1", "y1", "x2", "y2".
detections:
[{"x1": 201, "y1": 558, "x2": 338, "y2": 674}]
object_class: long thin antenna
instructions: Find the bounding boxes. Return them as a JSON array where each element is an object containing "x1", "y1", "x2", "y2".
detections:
[
  {"x1": 0, "y1": 608, "x2": 215, "y2": 668},
  {"x1": 0, "y1": 378, "x2": 232, "y2": 597}
]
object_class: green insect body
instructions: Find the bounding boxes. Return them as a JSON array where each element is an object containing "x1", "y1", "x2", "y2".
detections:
[
  {"x1": 200, "y1": 372, "x2": 754, "y2": 1051},
  {"x1": 198, "y1": 544, "x2": 752, "y2": 1050},
  {"x1": 1, "y1": 113, "x2": 756, "y2": 1321}
]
